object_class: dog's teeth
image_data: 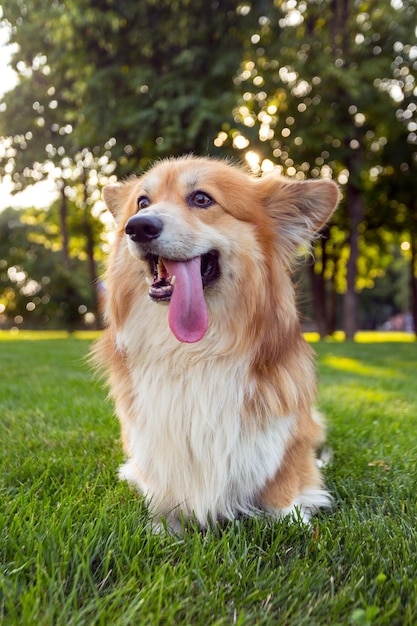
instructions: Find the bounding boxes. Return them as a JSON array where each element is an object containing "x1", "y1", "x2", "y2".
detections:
[
  {"x1": 171, "y1": 275, "x2": 176, "y2": 286},
  {"x1": 157, "y1": 258, "x2": 165, "y2": 277},
  {"x1": 145, "y1": 277, "x2": 153, "y2": 286}
]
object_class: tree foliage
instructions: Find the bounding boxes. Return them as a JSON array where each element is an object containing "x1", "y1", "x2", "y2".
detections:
[
  {"x1": 0, "y1": 0, "x2": 416, "y2": 334},
  {"x1": 0, "y1": 0, "x2": 258, "y2": 185},
  {"x1": 0, "y1": 205, "x2": 103, "y2": 328},
  {"x1": 1, "y1": 0, "x2": 262, "y2": 327},
  {"x1": 222, "y1": 0, "x2": 417, "y2": 336}
]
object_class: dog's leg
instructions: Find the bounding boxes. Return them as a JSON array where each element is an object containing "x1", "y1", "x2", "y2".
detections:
[{"x1": 260, "y1": 437, "x2": 331, "y2": 523}]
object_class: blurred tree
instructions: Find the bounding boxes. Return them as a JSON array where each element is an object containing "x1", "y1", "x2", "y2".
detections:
[
  {"x1": 0, "y1": 0, "x2": 262, "y2": 328},
  {"x1": 0, "y1": 0, "x2": 260, "y2": 180},
  {"x1": 227, "y1": 0, "x2": 417, "y2": 338},
  {"x1": 369, "y1": 135, "x2": 417, "y2": 335},
  {"x1": 1, "y1": 0, "x2": 416, "y2": 336},
  {"x1": 0, "y1": 205, "x2": 102, "y2": 328}
]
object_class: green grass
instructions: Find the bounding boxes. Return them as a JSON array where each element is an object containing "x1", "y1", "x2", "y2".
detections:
[{"x1": 1, "y1": 334, "x2": 416, "y2": 625}]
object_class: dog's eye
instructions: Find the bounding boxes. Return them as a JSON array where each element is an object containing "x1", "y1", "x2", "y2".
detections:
[
  {"x1": 189, "y1": 191, "x2": 214, "y2": 208},
  {"x1": 137, "y1": 196, "x2": 151, "y2": 210}
]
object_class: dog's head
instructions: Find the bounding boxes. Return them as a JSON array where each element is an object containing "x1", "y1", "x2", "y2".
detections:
[{"x1": 103, "y1": 156, "x2": 340, "y2": 344}]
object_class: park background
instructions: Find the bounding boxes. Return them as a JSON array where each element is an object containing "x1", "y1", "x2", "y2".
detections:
[
  {"x1": 0, "y1": 0, "x2": 416, "y2": 339},
  {"x1": 1, "y1": 3, "x2": 417, "y2": 625}
]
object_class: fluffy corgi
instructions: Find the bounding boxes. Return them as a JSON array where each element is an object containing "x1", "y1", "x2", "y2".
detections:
[{"x1": 93, "y1": 156, "x2": 340, "y2": 531}]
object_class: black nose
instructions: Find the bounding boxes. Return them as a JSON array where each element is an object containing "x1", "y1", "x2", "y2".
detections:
[{"x1": 125, "y1": 215, "x2": 163, "y2": 242}]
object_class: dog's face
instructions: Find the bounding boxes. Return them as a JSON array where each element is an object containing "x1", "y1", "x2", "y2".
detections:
[{"x1": 103, "y1": 156, "x2": 340, "y2": 344}]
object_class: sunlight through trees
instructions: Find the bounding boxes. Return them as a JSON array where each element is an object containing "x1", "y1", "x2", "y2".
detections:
[{"x1": 0, "y1": 0, "x2": 416, "y2": 335}]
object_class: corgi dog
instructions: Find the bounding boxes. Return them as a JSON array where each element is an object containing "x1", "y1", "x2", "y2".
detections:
[{"x1": 94, "y1": 156, "x2": 340, "y2": 532}]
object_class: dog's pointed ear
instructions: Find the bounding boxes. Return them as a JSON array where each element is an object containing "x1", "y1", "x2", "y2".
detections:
[
  {"x1": 103, "y1": 184, "x2": 124, "y2": 223},
  {"x1": 260, "y1": 176, "x2": 341, "y2": 252}
]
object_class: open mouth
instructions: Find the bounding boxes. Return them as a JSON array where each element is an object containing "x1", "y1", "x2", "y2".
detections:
[{"x1": 146, "y1": 250, "x2": 220, "y2": 302}]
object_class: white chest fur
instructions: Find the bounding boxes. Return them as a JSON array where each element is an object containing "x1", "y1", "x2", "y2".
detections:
[{"x1": 116, "y1": 320, "x2": 296, "y2": 527}]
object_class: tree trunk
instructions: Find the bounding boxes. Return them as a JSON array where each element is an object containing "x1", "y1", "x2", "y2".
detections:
[
  {"x1": 59, "y1": 182, "x2": 70, "y2": 270},
  {"x1": 410, "y1": 229, "x2": 417, "y2": 338},
  {"x1": 329, "y1": 0, "x2": 363, "y2": 340},
  {"x1": 329, "y1": 273, "x2": 338, "y2": 335},
  {"x1": 330, "y1": 0, "x2": 349, "y2": 53},
  {"x1": 82, "y1": 167, "x2": 100, "y2": 329},
  {"x1": 309, "y1": 232, "x2": 331, "y2": 338},
  {"x1": 309, "y1": 262, "x2": 328, "y2": 339},
  {"x1": 344, "y1": 183, "x2": 364, "y2": 340}
]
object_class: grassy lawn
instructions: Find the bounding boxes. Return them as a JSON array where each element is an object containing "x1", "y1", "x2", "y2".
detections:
[{"x1": 0, "y1": 333, "x2": 416, "y2": 625}]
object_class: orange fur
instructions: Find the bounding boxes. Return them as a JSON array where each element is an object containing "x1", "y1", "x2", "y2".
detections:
[{"x1": 92, "y1": 156, "x2": 340, "y2": 530}]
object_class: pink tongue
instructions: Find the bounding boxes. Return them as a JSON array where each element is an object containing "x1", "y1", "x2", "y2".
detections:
[{"x1": 163, "y1": 257, "x2": 208, "y2": 343}]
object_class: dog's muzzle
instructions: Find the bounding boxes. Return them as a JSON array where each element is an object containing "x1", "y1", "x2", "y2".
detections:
[
  {"x1": 124, "y1": 215, "x2": 220, "y2": 293},
  {"x1": 124, "y1": 214, "x2": 220, "y2": 343}
]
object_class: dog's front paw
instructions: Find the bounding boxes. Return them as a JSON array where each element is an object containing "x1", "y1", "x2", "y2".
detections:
[{"x1": 266, "y1": 487, "x2": 333, "y2": 524}]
